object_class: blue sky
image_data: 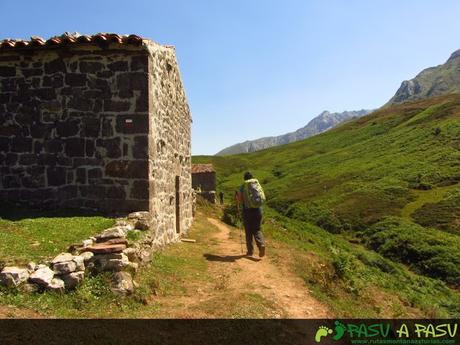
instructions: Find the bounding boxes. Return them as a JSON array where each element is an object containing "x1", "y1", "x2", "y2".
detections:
[{"x1": 1, "y1": 1, "x2": 460, "y2": 155}]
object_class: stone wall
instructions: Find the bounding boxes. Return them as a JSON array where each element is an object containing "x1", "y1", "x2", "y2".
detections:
[
  {"x1": 146, "y1": 43, "x2": 193, "y2": 249},
  {"x1": 0, "y1": 45, "x2": 151, "y2": 213}
]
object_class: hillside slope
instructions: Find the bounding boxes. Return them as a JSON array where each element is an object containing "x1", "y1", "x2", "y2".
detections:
[
  {"x1": 388, "y1": 49, "x2": 460, "y2": 104},
  {"x1": 216, "y1": 109, "x2": 370, "y2": 155},
  {"x1": 194, "y1": 94, "x2": 460, "y2": 294}
]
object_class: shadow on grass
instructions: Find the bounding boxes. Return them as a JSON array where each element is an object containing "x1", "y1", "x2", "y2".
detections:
[
  {"x1": 0, "y1": 202, "x2": 107, "y2": 221},
  {"x1": 203, "y1": 253, "x2": 261, "y2": 262}
]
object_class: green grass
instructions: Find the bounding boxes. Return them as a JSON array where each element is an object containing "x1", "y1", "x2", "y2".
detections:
[
  {"x1": 400, "y1": 184, "x2": 456, "y2": 218},
  {"x1": 412, "y1": 188, "x2": 460, "y2": 234},
  {"x1": 0, "y1": 204, "x2": 114, "y2": 266},
  {"x1": 193, "y1": 93, "x2": 460, "y2": 313}
]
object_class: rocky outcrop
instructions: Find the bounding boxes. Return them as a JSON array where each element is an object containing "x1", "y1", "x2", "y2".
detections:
[{"x1": 387, "y1": 48, "x2": 460, "y2": 105}]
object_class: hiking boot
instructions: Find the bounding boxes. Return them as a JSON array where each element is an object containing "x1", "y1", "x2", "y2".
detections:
[
  {"x1": 258, "y1": 246, "x2": 266, "y2": 258},
  {"x1": 246, "y1": 252, "x2": 254, "y2": 257}
]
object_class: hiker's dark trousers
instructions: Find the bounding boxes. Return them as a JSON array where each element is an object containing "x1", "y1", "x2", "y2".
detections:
[{"x1": 242, "y1": 207, "x2": 265, "y2": 254}]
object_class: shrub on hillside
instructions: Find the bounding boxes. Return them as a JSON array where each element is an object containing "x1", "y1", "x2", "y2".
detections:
[
  {"x1": 286, "y1": 202, "x2": 345, "y2": 233},
  {"x1": 222, "y1": 203, "x2": 241, "y2": 227},
  {"x1": 364, "y1": 217, "x2": 460, "y2": 286},
  {"x1": 412, "y1": 190, "x2": 460, "y2": 234}
]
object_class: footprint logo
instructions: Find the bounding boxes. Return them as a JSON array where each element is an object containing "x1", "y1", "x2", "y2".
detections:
[
  {"x1": 333, "y1": 320, "x2": 346, "y2": 341},
  {"x1": 315, "y1": 326, "x2": 333, "y2": 343}
]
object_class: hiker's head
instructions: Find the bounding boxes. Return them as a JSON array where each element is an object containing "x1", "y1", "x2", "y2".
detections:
[{"x1": 243, "y1": 171, "x2": 253, "y2": 181}]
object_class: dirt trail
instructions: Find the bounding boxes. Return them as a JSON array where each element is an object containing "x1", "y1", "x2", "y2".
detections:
[{"x1": 204, "y1": 217, "x2": 331, "y2": 318}]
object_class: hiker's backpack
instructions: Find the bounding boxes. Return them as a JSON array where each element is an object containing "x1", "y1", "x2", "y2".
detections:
[{"x1": 242, "y1": 178, "x2": 266, "y2": 208}]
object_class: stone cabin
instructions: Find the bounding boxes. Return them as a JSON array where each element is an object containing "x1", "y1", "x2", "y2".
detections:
[
  {"x1": 0, "y1": 33, "x2": 193, "y2": 243},
  {"x1": 191, "y1": 163, "x2": 216, "y2": 203},
  {"x1": 191, "y1": 164, "x2": 216, "y2": 191}
]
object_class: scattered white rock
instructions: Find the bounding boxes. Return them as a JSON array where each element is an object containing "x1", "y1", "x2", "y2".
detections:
[
  {"x1": 127, "y1": 262, "x2": 139, "y2": 272},
  {"x1": 26, "y1": 262, "x2": 37, "y2": 272},
  {"x1": 96, "y1": 226, "x2": 128, "y2": 240},
  {"x1": 29, "y1": 267, "x2": 54, "y2": 286},
  {"x1": 128, "y1": 211, "x2": 151, "y2": 230},
  {"x1": 123, "y1": 247, "x2": 137, "y2": 261},
  {"x1": 21, "y1": 283, "x2": 39, "y2": 293},
  {"x1": 128, "y1": 211, "x2": 150, "y2": 220},
  {"x1": 93, "y1": 253, "x2": 130, "y2": 271},
  {"x1": 61, "y1": 271, "x2": 85, "y2": 290},
  {"x1": 0, "y1": 267, "x2": 30, "y2": 287},
  {"x1": 111, "y1": 271, "x2": 134, "y2": 296},
  {"x1": 72, "y1": 256, "x2": 85, "y2": 271},
  {"x1": 52, "y1": 252, "x2": 74, "y2": 264},
  {"x1": 82, "y1": 239, "x2": 93, "y2": 247},
  {"x1": 80, "y1": 251, "x2": 94, "y2": 262},
  {"x1": 53, "y1": 261, "x2": 77, "y2": 275},
  {"x1": 47, "y1": 277, "x2": 65, "y2": 293},
  {"x1": 115, "y1": 219, "x2": 135, "y2": 230}
]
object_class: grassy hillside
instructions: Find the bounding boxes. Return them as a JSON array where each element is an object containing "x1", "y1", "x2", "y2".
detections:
[{"x1": 193, "y1": 93, "x2": 460, "y2": 314}]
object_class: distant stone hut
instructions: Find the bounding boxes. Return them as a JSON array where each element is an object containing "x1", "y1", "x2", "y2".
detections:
[
  {"x1": 0, "y1": 33, "x2": 193, "y2": 244},
  {"x1": 191, "y1": 163, "x2": 216, "y2": 203}
]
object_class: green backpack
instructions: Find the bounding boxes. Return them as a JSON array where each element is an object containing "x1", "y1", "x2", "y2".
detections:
[{"x1": 242, "y1": 178, "x2": 266, "y2": 208}]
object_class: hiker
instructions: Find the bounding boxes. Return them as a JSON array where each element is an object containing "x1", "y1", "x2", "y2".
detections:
[
  {"x1": 219, "y1": 191, "x2": 224, "y2": 205},
  {"x1": 236, "y1": 172, "x2": 266, "y2": 257}
]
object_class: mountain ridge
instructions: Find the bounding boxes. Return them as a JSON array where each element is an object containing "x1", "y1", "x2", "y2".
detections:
[{"x1": 216, "y1": 109, "x2": 371, "y2": 155}]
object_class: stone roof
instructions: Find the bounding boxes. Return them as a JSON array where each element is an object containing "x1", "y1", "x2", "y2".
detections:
[
  {"x1": 191, "y1": 164, "x2": 215, "y2": 174},
  {"x1": 0, "y1": 32, "x2": 145, "y2": 51}
]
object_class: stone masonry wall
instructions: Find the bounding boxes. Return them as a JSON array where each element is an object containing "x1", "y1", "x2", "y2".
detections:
[
  {"x1": 0, "y1": 45, "x2": 151, "y2": 213},
  {"x1": 147, "y1": 43, "x2": 193, "y2": 248}
]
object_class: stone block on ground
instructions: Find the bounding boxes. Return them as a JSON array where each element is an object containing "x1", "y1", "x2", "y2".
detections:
[
  {"x1": 61, "y1": 271, "x2": 84, "y2": 290},
  {"x1": 47, "y1": 277, "x2": 65, "y2": 293},
  {"x1": 52, "y1": 252, "x2": 74, "y2": 264},
  {"x1": 26, "y1": 262, "x2": 37, "y2": 272},
  {"x1": 111, "y1": 271, "x2": 134, "y2": 296},
  {"x1": 128, "y1": 211, "x2": 150, "y2": 220},
  {"x1": 115, "y1": 219, "x2": 135, "y2": 230},
  {"x1": 82, "y1": 239, "x2": 93, "y2": 247},
  {"x1": 91, "y1": 253, "x2": 129, "y2": 272},
  {"x1": 21, "y1": 283, "x2": 40, "y2": 293},
  {"x1": 96, "y1": 237, "x2": 128, "y2": 245},
  {"x1": 84, "y1": 243, "x2": 127, "y2": 254},
  {"x1": 29, "y1": 267, "x2": 54, "y2": 286},
  {"x1": 72, "y1": 255, "x2": 85, "y2": 271},
  {"x1": 80, "y1": 251, "x2": 94, "y2": 262},
  {"x1": 123, "y1": 247, "x2": 137, "y2": 261},
  {"x1": 0, "y1": 267, "x2": 30, "y2": 287},
  {"x1": 96, "y1": 226, "x2": 128, "y2": 240},
  {"x1": 53, "y1": 260, "x2": 77, "y2": 275},
  {"x1": 128, "y1": 211, "x2": 151, "y2": 230}
]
